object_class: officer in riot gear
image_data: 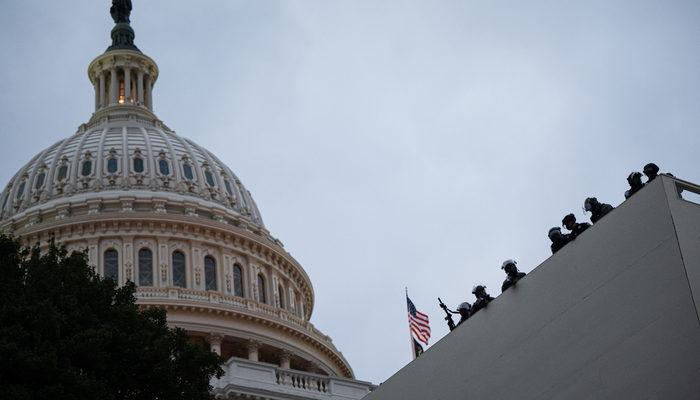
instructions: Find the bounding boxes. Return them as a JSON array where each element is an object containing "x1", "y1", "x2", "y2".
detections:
[
  {"x1": 624, "y1": 172, "x2": 645, "y2": 199},
  {"x1": 455, "y1": 302, "x2": 472, "y2": 327},
  {"x1": 643, "y1": 163, "x2": 659, "y2": 182},
  {"x1": 549, "y1": 227, "x2": 570, "y2": 254},
  {"x1": 562, "y1": 213, "x2": 591, "y2": 239},
  {"x1": 584, "y1": 197, "x2": 614, "y2": 223},
  {"x1": 501, "y1": 259, "x2": 526, "y2": 292},
  {"x1": 471, "y1": 285, "x2": 494, "y2": 314}
]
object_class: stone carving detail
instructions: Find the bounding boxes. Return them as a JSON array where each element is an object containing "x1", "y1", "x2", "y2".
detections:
[{"x1": 121, "y1": 199, "x2": 134, "y2": 213}]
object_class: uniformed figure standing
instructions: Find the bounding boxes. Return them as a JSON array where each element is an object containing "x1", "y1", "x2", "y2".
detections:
[
  {"x1": 501, "y1": 259, "x2": 526, "y2": 292},
  {"x1": 455, "y1": 302, "x2": 472, "y2": 327},
  {"x1": 583, "y1": 197, "x2": 614, "y2": 223},
  {"x1": 624, "y1": 172, "x2": 645, "y2": 199},
  {"x1": 471, "y1": 285, "x2": 494, "y2": 314},
  {"x1": 562, "y1": 213, "x2": 591, "y2": 240},
  {"x1": 548, "y1": 227, "x2": 570, "y2": 254},
  {"x1": 643, "y1": 163, "x2": 659, "y2": 182}
]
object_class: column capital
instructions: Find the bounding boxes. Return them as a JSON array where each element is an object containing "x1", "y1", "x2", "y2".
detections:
[
  {"x1": 246, "y1": 339, "x2": 261, "y2": 350},
  {"x1": 279, "y1": 349, "x2": 294, "y2": 362},
  {"x1": 208, "y1": 332, "x2": 224, "y2": 345}
]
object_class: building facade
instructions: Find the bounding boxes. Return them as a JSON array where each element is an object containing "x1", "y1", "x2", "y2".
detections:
[{"x1": 0, "y1": 5, "x2": 373, "y2": 399}]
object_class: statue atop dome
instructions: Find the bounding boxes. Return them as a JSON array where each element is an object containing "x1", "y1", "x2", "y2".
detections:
[
  {"x1": 110, "y1": 0, "x2": 132, "y2": 24},
  {"x1": 106, "y1": 0, "x2": 139, "y2": 52}
]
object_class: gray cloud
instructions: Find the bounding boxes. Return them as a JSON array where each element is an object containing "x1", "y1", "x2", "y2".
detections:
[{"x1": 1, "y1": 0, "x2": 699, "y2": 383}]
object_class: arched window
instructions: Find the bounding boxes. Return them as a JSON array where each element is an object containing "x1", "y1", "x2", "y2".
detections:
[
  {"x1": 104, "y1": 249, "x2": 119, "y2": 281},
  {"x1": 204, "y1": 256, "x2": 217, "y2": 291},
  {"x1": 278, "y1": 284, "x2": 285, "y2": 309},
  {"x1": 57, "y1": 165, "x2": 68, "y2": 181},
  {"x1": 15, "y1": 181, "x2": 25, "y2": 199},
  {"x1": 34, "y1": 172, "x2": 46, "y2": 189},
  {"x1": 158, "y1": 159, "x2": 170, "y2": 175},
  {"x1": 257, "y1": 274, "x2": 267, "y2": 303},
  {"x1": 172, "y1": 251, "x2": 186, "y2": 288},
  {"x1": 224, "y1": 179, "x2": 233, "y2": 196},
  {"x1": 233, "y1": 264, "x2": 244, "y2": 297},
  {"x1": 133, "y1": 157, "x2": 144, "y2": 173},
  {"x1": 204, "y1": 170, "x2": 215, "y2": 187},
  {"x1": 107, "y1": 158, "x2": 118, "y2": 173},
  {"x1": 183, "y1": 163, "x2": 194, "y2": 180},
  {"x1": 81, "y1": 160, "x2": 92, "y2": 177},
  {"x1": 138, "y1": 248, "x2": 153, "y2": 286}
]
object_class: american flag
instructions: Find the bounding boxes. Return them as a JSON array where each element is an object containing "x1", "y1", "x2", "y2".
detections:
[{"x1": 407, "y1": 295, "x2": 431, "y2": 346}]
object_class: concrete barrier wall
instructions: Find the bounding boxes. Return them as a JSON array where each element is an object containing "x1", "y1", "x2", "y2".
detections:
[
  {"x1": 665, "y1": 177, "x2": 700, "y2": 316},
  {"x1": 366, "y1": 176, "x2": 700, "y2": 400}
]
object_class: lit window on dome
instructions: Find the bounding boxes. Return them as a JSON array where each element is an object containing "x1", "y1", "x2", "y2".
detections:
[
  {"x1": 257, "y1": 274, "x2": 267, "y2": 304},
  {"x1": 107, "y1": 158, "x2": 118, "y2": 174},
  {"x1": 233, "y1": 264, "x2": 244, "y2": 297},
  {"x1": 57, "y1": 165, "x2": 68, "y2": 181},
  {"x1": 204, "y1": 256, "x2": 217, "y2": 291},
  {"x1": 172, "y1": 251, "x2": 186, "y2": 288},
  {"x1": 183, "y1": 164, "x2": 194, "y2": 180},
  {"x1": 81, "y1": 161, "x2": 92, "y2": 177},
  {"x1": 34, "y1": 172, "x2": 45, "y2": 190},
  {"x1": 104, "y1": 249, "x2": 119, "y2": 282},
  {"x1": 15, "y1": 181, "x2": 25, "y2": 199},
  {"x1": 118, "y1": 80, "x2": 125, "y2": 104},
  {"x1": 224, "y1": 180, "x2": 233, "y2": 196},
  {"x1": 138, "y1": 248, "x2": 153, "y2": 286},
  {"x1": 158, "y1": 159, "x2": 170, "y2": 175},
  {"x1": 205, "y1": 170, "x2": 215, "y2": 187},
  {"x1": 133, "y1": 157, "x2": 144, "y2": 173}
]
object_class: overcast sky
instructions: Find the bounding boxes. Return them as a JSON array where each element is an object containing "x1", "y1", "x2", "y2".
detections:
[{"x1": 1, "y1": 0, "x2": 699, "y2": 384}]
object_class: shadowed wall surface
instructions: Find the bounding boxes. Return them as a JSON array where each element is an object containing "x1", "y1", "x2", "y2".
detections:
[{"x1": 366, "y1": 175, "x2": 700, "y2": 399}]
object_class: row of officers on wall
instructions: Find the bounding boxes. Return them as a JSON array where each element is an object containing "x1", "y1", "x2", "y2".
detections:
[{"x1": 440, "y1": 163, "x2": 667, "y2": 331}]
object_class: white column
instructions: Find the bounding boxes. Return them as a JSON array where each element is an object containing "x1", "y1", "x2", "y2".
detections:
[
  {"x1": 208, "y1": 333, "x2": 223, "y2": 356},
  {"x1": 109, "y1": 68, "x2": 118, "y2": 105},
  {"x1": 280, "y1": 351, "x2": 291, "y2": 369},
  {"x1": 137, "y1": 71, "x2": 144, "y2": 106},
  {"x1": 98, "y1": 72, "x2": 106, "y2": 109},
  {"x1": 123, "y1": 66, "x2": 131, "y2": 104},
  {"x1": 144, "y1": 75, "x2": 153, "y2": 110},
  {"x1": 93, "y1": 81, "x2": 99, "y2": 110},
  {"x1": 247, "y1": 340, "x2": 259, "y2": 362}
]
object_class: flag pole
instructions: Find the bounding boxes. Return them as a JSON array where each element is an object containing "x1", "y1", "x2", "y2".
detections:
[{"x1": 406, "y1": 287, "x2": 417, "y2": 360}]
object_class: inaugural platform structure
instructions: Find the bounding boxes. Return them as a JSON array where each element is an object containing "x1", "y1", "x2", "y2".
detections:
[
  {"x1": 366, "y1": 175, "x2": 700, "y2": 400},
  {"x1": 0, "y1": 4, "x2": 373, "y2": 400}
]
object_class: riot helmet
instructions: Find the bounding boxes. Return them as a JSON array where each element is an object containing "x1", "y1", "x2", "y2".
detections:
[
  {"x1": 643, "y1": 163, "x2": 659, "y2": 180},
  {"x1": 501, "y1": 259, "x2": 517, "y2": 270},
  {"x1": 562, "y1": 213, "x2": 576, "y2": 229},
  {"x1": 583, "y1": 197, "x2": 598, "y2": 212},
  {"x1": 627, "y1": 172, "x2": 643, "y2": 186},
  {"x1": 548, "y1": 226, "x2": 562, "y2": 240}
]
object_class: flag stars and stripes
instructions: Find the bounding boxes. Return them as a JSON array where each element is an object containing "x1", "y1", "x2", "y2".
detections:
[{"x1": 407, "y1": 296, "x2": 431, "y2": 346}]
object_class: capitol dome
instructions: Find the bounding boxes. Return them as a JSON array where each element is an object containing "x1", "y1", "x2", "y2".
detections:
[
  {"x1": 0, "y1": 4, "x2": 373, "y2": 397},
  {"x1": 0, "y1": 113, "x2": 265, "y2": 229}
]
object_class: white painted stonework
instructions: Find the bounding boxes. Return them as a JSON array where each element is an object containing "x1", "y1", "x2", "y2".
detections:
[{"x1": 0, "y1": 11, "x2": 374, "y2": 399}]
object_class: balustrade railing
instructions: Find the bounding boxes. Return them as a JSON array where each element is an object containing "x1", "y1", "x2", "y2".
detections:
[
  {"x1": 212, "y1": 358, "x2": 374, "y2": 399},
  {"x1": 276, "y1": 369, "x2": 330, "y2": 393}
]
